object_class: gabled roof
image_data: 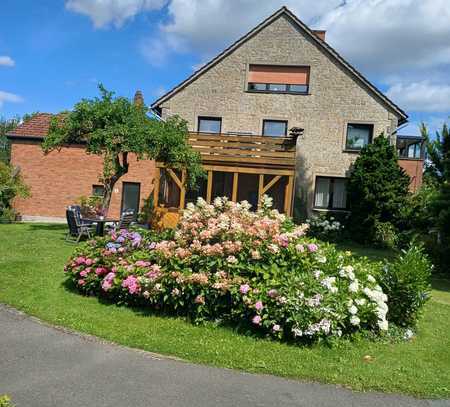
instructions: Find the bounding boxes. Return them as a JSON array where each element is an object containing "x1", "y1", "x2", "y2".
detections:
[
  {"x1": 151, "y1": 6, "x2": 408, "y2": 124},
  {"x1": 6, "y1": 113, "x2": 52, "y2": 140}
]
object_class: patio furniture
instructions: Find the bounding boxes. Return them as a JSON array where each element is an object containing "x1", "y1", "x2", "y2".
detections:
[
  {"x1": 68, "y1": 205, "x2": 95, "y2": 226},
  {"x1": 89, "y1": 217, "x2": 120, "y2": 236},
  {"x1": 117, "y1": 209, "x2": 136, "y2": 230},
  {"x1": 65, "y1": 209, "x2": 95, "y2": 243}
]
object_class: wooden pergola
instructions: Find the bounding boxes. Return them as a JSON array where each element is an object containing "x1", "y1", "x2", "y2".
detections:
[{"x1": 153, "y1": 132, "x2": 297, "y2": 229}]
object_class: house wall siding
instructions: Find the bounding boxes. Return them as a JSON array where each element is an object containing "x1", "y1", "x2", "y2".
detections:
[
  {"x1": 10, "y1": 141, "x2": 155, "y2": 220},
  {"x1": 158, "y1": 15, "x2": 400, "y2": 215}
]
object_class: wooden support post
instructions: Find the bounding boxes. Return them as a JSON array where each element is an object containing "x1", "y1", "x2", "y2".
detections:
[
  {"x1": 206, "y1": 170, "x2": 213, "y2": 203},
  {"x1": 258, "y1": 174, "x2": 264, "y2": 209},
  {"x1": 284, "y1": 175, "x2": 294, "y2": 216},
  {"x1": 232, "y1": 172, "x2": 239, "y2": 202},
  {"x1": 262, "y1": 175, "x2": 282, "y2": 194},
  {"x1": 153, "y1": 167, "x2": 160, "y2": 208},
  {"x1": 179, "y1": 169, "x2": 186, "y2": 210}
]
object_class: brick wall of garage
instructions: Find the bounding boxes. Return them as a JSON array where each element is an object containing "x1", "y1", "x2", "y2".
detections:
[{"x1": 10, "y1": 140, "x2": 156, "y2": 219}]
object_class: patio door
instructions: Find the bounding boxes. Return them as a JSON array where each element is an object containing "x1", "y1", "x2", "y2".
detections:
[{"x1": 121, "y1": 182, "x2": 140, "y2": 215}]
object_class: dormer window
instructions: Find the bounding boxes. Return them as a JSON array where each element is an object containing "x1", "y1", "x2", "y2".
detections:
[{"x1": 248, "y1": 65, "x2": 310, "y2": 94}]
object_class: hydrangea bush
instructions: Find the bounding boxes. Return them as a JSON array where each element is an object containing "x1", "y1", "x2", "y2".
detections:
[{"x1": 65, "y1": 196, "x2": 389, "y2": 342}]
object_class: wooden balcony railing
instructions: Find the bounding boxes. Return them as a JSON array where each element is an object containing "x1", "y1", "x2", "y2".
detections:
[{"x1": 188, "y1": 132, "x2": 297, "y2": 169}]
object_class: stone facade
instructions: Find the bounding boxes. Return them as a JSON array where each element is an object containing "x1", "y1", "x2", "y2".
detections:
[
  {"x1": 10, "y1": 140, "x2": 155, "y2": 221},
  {"x1": 156, "y1": 14, "x2": 403, "y2": 215}
]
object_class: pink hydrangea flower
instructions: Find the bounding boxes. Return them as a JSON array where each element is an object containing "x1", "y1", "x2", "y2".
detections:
[
  {"x1": 78, "y1": 279, "x2": 86, "y2": 286},
  {"x1": 307, "y1": 243, "x2": 318, "y2": 252},
  {"x1": 95, "y1": 267, "x2": 108, "y2": 276},
  {"x1": 267, "y1": 289, "x2": 278, "y2": 298},
  {"x1": 255, "y1": 301, "x2": 264, "y2": 311},
  {"x1": 252, "y1": 315, "x2": 262, "y2": 325},
  {"x1": 84, "y1": 258, "x2": 93, "y2": 266},
  {"x1": 122, "y1": 275, "x2": 140, "y2": 295},
  {"x1": 75, "y1": 257, "x2": 86, "y2": 265},
  {"x1": 239, "y1": 284, "x2": 250, "y2": 294},
  {"x1": 101, "y1": 272, "x2": 116, "y2": 291},
  {"x1": 295, "y1": 244, "x2": 305, "y2": 252},
  {"x1": 272, "y1": 324, "x2": 281, "y2": 332}
]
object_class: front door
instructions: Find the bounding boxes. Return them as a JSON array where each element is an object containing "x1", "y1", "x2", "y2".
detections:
[{"x1": 121, "y1": 182, "x2": 140, "y2": 215}]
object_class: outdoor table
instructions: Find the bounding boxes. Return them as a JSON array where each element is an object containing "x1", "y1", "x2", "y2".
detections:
[{"x1": 85, "y1": 217, "x2": 119, "y2": 236}]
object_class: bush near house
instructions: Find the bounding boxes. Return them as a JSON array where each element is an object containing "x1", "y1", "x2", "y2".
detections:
[
  {"x1": 347, "y1": 135, "x2": 410, "y2": 247},
  {"x1": 379, "y1": 245, "x2": 432, "y2": 327},
  {"x1": 0, "y1": 161, "x2": 30, "y2": 222},
  {"x1": 64, "y1": 196, "x2": 433, "y2": 344}
]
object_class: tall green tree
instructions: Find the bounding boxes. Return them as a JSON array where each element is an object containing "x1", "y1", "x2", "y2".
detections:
[
  {"x1": 347, "y1": 134, "x2": 410, "y2": 242},
  {"x1": 422, "y1": 122, "x2": 449, "y2": 183},
  {"x1": 430, "y1": 122, "x2": 450, "y2": 269},
  {"x1": 0, "y1": 116, "x2": 20, "y2": 163},
  {"x1": 43, "y1": 85, "x2": 203, "y2": 212}
]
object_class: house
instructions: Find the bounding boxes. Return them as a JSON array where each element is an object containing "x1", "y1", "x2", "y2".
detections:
[
  {"x1": 149, "y1": 6, "x2": 412, "y2": 226},
  {"x1": 397, "y1": 135, "x2": 425, "y2": 192},
  {"x1": 7, "y1": 111, "x2": 155, "y2": 221},
  {"x1": 8, "y1": 7, "x2": 419, "y2": 225}
]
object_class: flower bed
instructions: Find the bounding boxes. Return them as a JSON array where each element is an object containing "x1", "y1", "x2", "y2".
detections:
[{"x1": 65, "y1": 196, "x2": 388, "y2": 342}]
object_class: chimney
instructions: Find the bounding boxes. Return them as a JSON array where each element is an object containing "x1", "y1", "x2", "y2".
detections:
[
  {"x1": 312, "y1": 30, "x2": 326, "y2": 41},
  {"x1": 133, "y1": 90, "x2": 144, "y2": 107}
]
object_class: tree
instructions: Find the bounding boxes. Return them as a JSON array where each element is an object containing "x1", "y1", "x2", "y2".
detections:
[
  {"x1": 347, "y1": 134, "x2": 411, "y2": 243},
  {"x1": 43, "y1": 85, "x2": 203, "y2": 212},
  {"x1": 422, "y1": 122, "x2": 449, "y2": 183},
  {"x1": 430, "y1": 122, "x2": 450, "y2": 270},
  {"x1": 0, "y1": 161, "x2": 30, "y2": 217},
  {"x1": 0, "y1": 116, "x2": 20, "y2": 163}
]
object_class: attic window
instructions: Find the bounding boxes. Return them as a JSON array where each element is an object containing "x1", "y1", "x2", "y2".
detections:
[{"x1": 248, "y1": 65, "x2": 310, "y2": 94}]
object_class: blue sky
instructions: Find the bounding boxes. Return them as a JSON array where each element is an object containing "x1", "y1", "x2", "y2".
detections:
[{"x1": 1, "y1": 0, "x2": 449, "y2": 137}]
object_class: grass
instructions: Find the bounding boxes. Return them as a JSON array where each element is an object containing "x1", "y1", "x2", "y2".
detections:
[{"x1": 1, "y1": 223, "x2": 450, "y2": 399}]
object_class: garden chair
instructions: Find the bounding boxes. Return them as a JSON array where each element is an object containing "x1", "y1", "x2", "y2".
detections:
[
  {"x1": 68, "y1": 205, "x2": 94, "y2": 226},
  {"x1": 65, "y1": 209, "x2": 95, "y2": 243},
  {"x1": 110, "y1": 209, "x2": 136, "y2": 231}
]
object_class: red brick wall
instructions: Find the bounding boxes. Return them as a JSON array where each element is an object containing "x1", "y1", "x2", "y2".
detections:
[
  {"x1": 398, "y1": 159, "x2": 424, "y2": 192},
  {"x1": 10, "y1": 140, "x2": 155, "y2": 219}
]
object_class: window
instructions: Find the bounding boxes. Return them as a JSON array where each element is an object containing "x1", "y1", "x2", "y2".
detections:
[
  {"x1": 263, "y1": 120, "x2": 287, "y2": 137},
  {"x1": 346, "y1": 123, "x2": 373, "y2": 150},
  {"x1": 397, "y1": 137, "x2": 423, "y2": 159},
  {"x1": 92, "y1": 185, "x2": 104, "y2": 197},
  {"x1": 121, "y1": 182, "x2": 140, "y2": 215},
  {"x1": 314, "y1": 177, "x2": 348, "y2": 210},
  {"x1": 248, "y1": 65, "x2": 310, "y2": 94},
  {"x1": 198, "y1": 116, "x2": 222, "y2": 133}
]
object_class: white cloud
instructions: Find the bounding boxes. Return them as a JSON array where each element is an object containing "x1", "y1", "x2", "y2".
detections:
[
  {"x1": 0, "y1": 56, "x2": 15, "y2": 67},
  {"x1": 319, "y1": 0, "x2": 450, "y2": 76},
  {"x1": 151, "y1": 0, "x2": 341, "y2": 63},
  {"x1": 0, "y1": 91, "x2": 23, "y2": 108},
  {"x1": 386, "y1": 81, "x2": 450, "y2": 113},
  {"x1": 66, "y1": 0, "x2": 168, "y2": 28}
]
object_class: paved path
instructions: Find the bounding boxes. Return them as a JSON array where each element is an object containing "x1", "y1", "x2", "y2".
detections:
[{"x1": 0, "y1": 305, "x2": 448, "y2": 407}]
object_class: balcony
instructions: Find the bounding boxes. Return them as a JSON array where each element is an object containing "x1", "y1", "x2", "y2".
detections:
[{"x1": 187, "y1": 132, "x2": 297, "y2": 169}]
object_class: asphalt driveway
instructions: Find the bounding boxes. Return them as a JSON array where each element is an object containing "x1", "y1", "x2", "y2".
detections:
[{"x1": 0, "y1": 305, "x2": 448, "y2": 407}]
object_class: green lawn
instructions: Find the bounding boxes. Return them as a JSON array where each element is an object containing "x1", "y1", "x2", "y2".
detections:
[{"x1": 1, "y1": 223, "x2": 450, "y2": 399}]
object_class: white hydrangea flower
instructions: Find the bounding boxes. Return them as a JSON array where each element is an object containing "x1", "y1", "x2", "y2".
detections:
[
  {"x1": 349, "y1": 280, "x2": 359, "y2": 293},
  {"x1": 367, "y1": 274, "x2": 376, "y2": 283},
  {"x1": 378, "y1": 319, "x2": 389, "y2": 331},
  {"x1": 355, "y1": 298, "x2": 366, "y2": 306},
  {"x1": 350, "y1": 316, "x2": 360, "y2": 326},
  {"x1": 348, "y1": 305, "x2": 358, "y2": 315}
]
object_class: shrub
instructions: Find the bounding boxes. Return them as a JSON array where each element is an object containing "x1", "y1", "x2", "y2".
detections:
[
  {"x1": 65, "y1": 196, "x2": 390, "y2": 343},
  {"x1": 0, "y1": 395, "x2": 14, "y2": 407},
  {"x1": 379, "y1": 245, "x2": 432, "y2": 327},
  {"x1": 347, "y1": 135, "x2": 410, "y2": 243},
  {"x1": 306, "y1": 213, "x2": 345, "y2": 242},
  {"x1": 373, "y1": 221, "x2": 398, "y2": 249}
]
